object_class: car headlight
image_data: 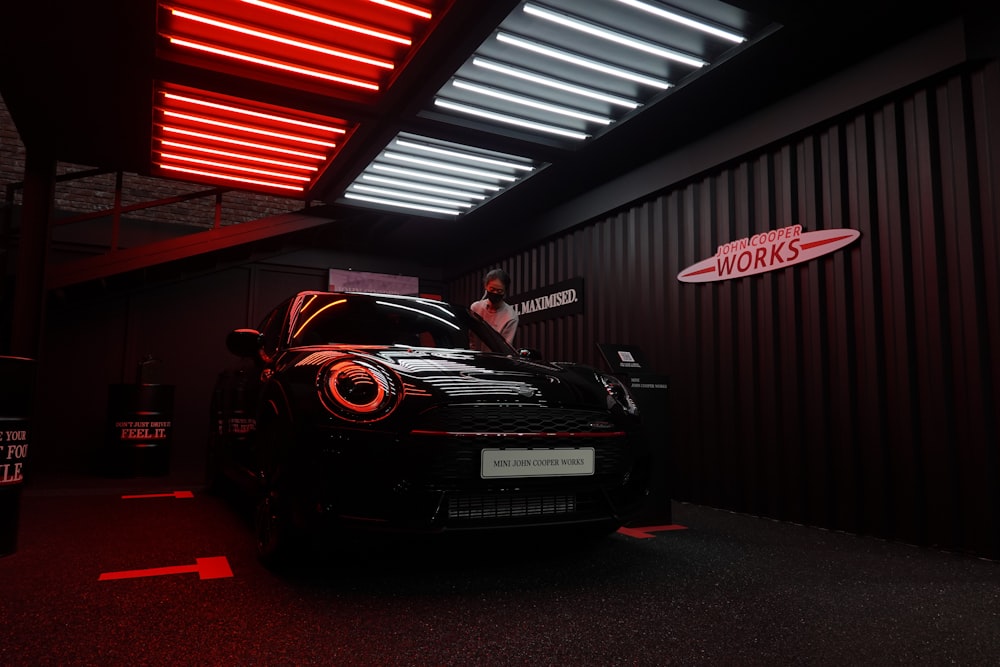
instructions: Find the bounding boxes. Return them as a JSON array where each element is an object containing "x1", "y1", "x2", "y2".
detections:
[
  {"x1": 317, "y1": 358, "x2": 401, "y2": 422},
  {"x1": 597, "y1": 372, "x2": 639, "y2": 416}
]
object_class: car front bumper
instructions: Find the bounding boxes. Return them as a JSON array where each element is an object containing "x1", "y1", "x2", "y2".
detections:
[{"x1": 289, "y1": 426, "x2": 651, "y2": 534}]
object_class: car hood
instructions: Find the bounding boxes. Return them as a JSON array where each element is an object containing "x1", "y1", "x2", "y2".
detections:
[{"x1": 288, "y1": 345, "x2": 614, "y2": 410}]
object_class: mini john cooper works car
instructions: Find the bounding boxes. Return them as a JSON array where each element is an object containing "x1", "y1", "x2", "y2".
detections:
[{"x1": 209, "y1": 291, "x2": 649, "y2": 565}]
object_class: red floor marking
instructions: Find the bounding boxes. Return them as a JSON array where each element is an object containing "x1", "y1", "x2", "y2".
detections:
[
  {"x1": 99, "y1": 556, "x2": 233, "y2": 581},
  {"x1": 617, "y1": 524, "x2": 688, "y2": 539},
  {"x1": 120, "y1": 490, "x2": 195, "y2": 499}
]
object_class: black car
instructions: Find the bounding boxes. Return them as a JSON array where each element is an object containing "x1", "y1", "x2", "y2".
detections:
[{"x1": 210, "y1": 290, "x2": 649, "y2": 565}]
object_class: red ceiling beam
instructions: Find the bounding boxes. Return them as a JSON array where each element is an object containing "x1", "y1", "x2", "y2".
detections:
[{"x1": 46, "y1": 210, "x2": 336, "y2": 289}]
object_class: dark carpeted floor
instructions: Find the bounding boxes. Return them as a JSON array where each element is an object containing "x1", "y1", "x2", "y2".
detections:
[{"x1": 1, "y1": 473, "x2": 998, "y2": 666}]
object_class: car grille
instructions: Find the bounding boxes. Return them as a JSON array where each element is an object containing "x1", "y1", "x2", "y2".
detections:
[
  {"x1": 404, "y1": 405, "x2": 633, "y2": 487},
  {"x1": 448, "y1": 492, "x2": 577, "y2": 520},
  {"x1": 408, "y1": 434, "x2": 628, "y2": 484},
  {"x1": 413, "y1": 405, "x2": 619, "y2": 434}
]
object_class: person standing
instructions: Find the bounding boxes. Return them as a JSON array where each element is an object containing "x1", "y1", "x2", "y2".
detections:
[{"x1": 470, "y1": 268, "x2": 519, "y2": 344}]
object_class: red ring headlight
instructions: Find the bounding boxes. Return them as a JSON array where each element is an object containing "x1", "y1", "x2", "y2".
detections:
[
  {"x1": 318, "y1": 359, "x2": 400, "y2": 422},
  {"x1": 597, "y1": 372, "x2": 639, "y2": 416}
]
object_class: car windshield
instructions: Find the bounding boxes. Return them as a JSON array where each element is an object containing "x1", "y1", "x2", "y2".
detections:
[{"x1": 286, "y1": 293, "x2": 516, "y2": 355}]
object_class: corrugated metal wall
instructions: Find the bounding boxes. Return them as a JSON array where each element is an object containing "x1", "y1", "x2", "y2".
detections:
[{"x1": 451, "y1": 62, "x2": 1000, "y2": 558}]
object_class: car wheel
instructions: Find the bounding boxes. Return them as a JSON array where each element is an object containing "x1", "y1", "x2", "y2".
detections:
[
  {"x1": 254, "y1": 486, "x2": 295, "y2": 569},
  {"x1": 252, "y1": 414, "x2": 306, "y2": 569}
]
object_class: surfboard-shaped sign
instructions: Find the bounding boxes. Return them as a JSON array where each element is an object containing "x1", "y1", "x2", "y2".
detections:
[{"x1": 677, "y1": 225, "x2": 861, "y2": 283}]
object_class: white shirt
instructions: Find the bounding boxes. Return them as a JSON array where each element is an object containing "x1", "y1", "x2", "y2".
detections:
[{"x1": 470, "y1": 298, "x2": 519, "y2": 345}]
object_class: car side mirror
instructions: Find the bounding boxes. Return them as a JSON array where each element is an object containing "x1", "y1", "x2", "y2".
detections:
[
  {"x1": 226, "y1": 328, "x2": 264, "y2": 358},
  {"x1": 518, "y1": 347, "x2": 542, "y2": 361}
]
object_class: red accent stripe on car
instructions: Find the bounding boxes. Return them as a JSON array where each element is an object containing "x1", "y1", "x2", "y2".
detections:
[{"x1": 409, "y1": 430, "x2": 626, "y2": 437}]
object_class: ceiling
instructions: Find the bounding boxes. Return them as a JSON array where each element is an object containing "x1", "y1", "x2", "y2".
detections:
[{"x1": 0, "y1": 1, "x2": 963, "y2": 280}]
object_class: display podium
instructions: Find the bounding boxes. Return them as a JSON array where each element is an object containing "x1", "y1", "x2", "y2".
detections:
[{"x1": 598, "y1": 343, "x2": 671, "y2": 525}]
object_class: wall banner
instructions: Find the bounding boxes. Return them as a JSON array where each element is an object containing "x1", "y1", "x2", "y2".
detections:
[
  {"x1": 677, "y1": 225, "x2": 861, "y2": 283},
  {"x1": 328, "y1": 269, "x2": 419, "y2": 295},
  {"x1": 508, "y1": 277, "x2": 584, "y2": 325}
]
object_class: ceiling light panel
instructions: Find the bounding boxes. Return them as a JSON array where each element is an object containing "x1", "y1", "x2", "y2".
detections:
[
  {"x1": 157, "y1": 0, "x2": 440, "y2": 95},
  {"x1": 152, "y1": 83, "x2": 356, "y2": 194},
  {"x1": 340, "y1": 132, "x2": 541, "y2": 218},
  {"x1": 426, "y1": 0, "x2": 763, "y2": 145}
]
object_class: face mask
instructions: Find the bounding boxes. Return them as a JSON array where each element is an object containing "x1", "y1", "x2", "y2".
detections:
[{"x1": 486, "y1": 292, "x2": 504, "y2": 305}]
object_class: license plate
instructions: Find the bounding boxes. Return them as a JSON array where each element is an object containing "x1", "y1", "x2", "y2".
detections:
[{"x1": 480, "y1": 448, "x2": 595, "y2": 479}]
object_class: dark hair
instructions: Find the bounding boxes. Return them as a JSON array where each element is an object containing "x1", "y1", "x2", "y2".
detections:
[{"x1": 484, "y1": 268, "x2": 510, "y2": 291}]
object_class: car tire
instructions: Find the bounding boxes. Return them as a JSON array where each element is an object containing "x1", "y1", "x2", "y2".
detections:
[
  {"x1": 254, "y1": 486, "x2": 296, "y2": 569},
  {"x1": 252, "y1": 414, "x2": 305, "y2": 569}
]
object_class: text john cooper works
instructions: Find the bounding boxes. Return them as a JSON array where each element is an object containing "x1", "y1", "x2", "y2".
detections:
[{"x1": 714, "y1": 224, "x2": 803, "y2": 276}]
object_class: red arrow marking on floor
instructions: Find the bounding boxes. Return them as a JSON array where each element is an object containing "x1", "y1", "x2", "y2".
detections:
[
  {"x1": 120, "y1": 490, "x2": 194, "y2": 499},
  {"x1": 99, "y1": 556, "x2": 233, "y2": 581},
  {"x1": 617, "y1": 524, "x2": 688, "y2": 539}
]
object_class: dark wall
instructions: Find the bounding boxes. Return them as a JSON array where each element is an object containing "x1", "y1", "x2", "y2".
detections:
[
  {"x1": 451, "y1": 61, "x2": 1000, "y2": 558},
  {"x1": 33, "y1": 254, "x2": 445, "y2": 481},
  {"x1": 10, "y1": 14, "x2": 997, "y2": 561}
]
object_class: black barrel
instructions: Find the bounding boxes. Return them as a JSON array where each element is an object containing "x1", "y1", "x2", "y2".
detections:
[
  {"x1": 0, "y1": 355, "x2": 36, "y2": 557},
  {"x1": 106, "y1": 383, "x2": 175, "y2": 477}
]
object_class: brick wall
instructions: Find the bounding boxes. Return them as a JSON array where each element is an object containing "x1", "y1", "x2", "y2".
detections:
[
  {"x1": 1, "y1": 93, "x2": 306, "y2": 228},
  {"x1": 0, "y1": 95, "x2": 26, "y2": 201}
]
